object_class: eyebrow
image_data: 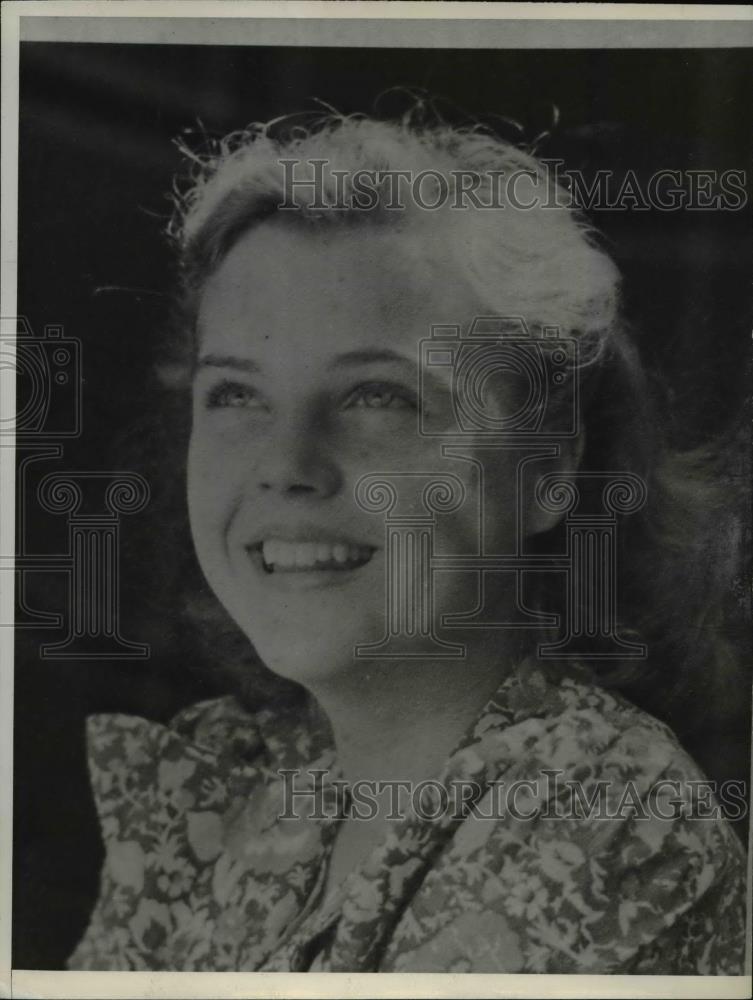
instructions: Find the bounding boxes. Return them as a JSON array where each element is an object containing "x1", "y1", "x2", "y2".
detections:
[
  {"x1": 196, "y1": 349, "x2": 416, "y2": 374},
  {"x1": 331, "y1": 349, "x2": 415, "y2": 370},
  {"x1": 197, "y1": 354, "x2": 261, "y2": 374}
]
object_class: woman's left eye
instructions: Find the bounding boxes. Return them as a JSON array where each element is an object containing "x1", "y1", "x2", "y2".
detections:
[{"x1": 345, "y1": 383, "x2": 417, "y2": 411}]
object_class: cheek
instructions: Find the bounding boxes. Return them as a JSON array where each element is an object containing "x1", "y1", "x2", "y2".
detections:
[
  {"x1": 461, "y1": 453, "x2": 519, "y2": 551},
  {"x1": 484, "y1": 455, "x2": 519, "y2": 519},
  {"x1": 186, "y1": 430, "x2": 239, "y2": 547},
  {"x1": 340, "y1": 418, "x2": 424, "y2": 467}
]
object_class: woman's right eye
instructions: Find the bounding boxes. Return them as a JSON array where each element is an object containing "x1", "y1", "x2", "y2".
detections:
[{"x1": 204, "y1": 380, "x2": 265, "y2": 410}]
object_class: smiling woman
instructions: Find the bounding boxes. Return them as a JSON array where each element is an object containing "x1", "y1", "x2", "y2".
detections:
[
  {"x1": 188, "y1": 218, "x2": 534, "y2": 688},
  {"x1": 66, "y1": 111, "x2": 748, "y2": 973}
]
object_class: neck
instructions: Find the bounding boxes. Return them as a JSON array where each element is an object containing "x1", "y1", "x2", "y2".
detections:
[{"x1": 307, "y1": 633, "x2": 515, "y2": 789}]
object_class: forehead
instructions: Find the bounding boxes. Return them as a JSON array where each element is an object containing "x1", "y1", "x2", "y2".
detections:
[{"x1": 196, "y1": 217, "x2": 479, "y2": 357}]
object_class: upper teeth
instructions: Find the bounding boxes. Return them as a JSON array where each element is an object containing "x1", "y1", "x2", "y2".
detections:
[{"x1": 261, "y1": 539, "x2": 371, "y2": 569}]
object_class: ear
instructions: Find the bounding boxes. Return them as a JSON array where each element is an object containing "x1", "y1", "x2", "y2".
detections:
[{"x1": 526, "y1": 430, "x2": 586, "y2": 537}]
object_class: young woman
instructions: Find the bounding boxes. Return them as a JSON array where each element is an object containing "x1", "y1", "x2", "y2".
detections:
[{"x1": 67, "y1": 113, "x2": 747, "y2": 973}]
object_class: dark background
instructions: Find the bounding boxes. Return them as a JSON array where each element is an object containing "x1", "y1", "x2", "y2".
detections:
[{"x1": 14, "y1": 43, "x2": 753, "y2": 968}]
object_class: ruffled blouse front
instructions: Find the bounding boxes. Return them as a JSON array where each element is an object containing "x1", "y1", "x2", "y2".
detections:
[{"x1": 68, "y1": 660, "x2": 748, "y2": 973}]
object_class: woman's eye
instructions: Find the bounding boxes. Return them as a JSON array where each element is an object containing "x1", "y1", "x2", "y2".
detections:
[
  {"x1": 204, "y1": 380, "x2": 264, "y2": 410},
  {"x1": 346, "y1": 383, "x2": 416, "y2": 411}
]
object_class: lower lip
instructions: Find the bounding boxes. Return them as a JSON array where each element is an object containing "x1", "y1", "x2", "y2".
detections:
[{"x1": 245, "y1": 548, "x2": 378, "y2": 591}]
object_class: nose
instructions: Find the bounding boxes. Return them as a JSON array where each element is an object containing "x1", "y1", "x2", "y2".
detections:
[{"x1": 257, "y1": 410, "x2": 342, "y2": 499}]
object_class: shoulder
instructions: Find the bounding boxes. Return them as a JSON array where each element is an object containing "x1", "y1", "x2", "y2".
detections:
[
  {"x1": 69, "y1": 696, "x2": 270, "y2": 970},
  {"x1": 83, "y1": 695, "x2": 266, "y2": 832},
  {"x1": 489, "y1": 661, "x2": 711, "y2": 796},
  {"x1": 86, "y1": 693, "x2": 263, "y2": 760},
  {"x1": 386, "y1": 664, "x2": 748, "y2": 973},
  {"x1": 475, "y1": 663, "x2": 746, "y2": 878}
]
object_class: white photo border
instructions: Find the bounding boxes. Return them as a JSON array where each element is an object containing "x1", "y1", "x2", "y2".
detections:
[{"x1": 2, "y1": 3, "x2": 752, "y2": 998}]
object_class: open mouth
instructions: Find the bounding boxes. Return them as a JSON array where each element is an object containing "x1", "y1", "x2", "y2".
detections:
[{"x1": 251, "y1": 539, "x2": 376, "y2": 574}]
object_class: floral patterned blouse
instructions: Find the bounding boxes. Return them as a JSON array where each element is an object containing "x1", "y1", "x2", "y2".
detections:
[{"x1": 68, "y1": 659, "x2": 747, "y2": 973}]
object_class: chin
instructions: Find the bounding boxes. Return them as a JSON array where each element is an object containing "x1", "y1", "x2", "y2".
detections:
[{"x1": 249, "y1": 630, "x2": 366, "y2": 688}]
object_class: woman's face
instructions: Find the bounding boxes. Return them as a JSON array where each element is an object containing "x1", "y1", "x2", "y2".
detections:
[{"x1": 188, "y1": 217, "x2": 536, "y2": 685}]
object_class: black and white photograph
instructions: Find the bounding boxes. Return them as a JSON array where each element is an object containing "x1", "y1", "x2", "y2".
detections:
[{"x1": 2, "y1": 3, "x2": 752, "y2": 995}]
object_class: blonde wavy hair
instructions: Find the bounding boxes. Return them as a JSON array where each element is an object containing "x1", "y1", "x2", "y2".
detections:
[{"x1": 161, "y1": 107, "x2": 748, "y2": 760}]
